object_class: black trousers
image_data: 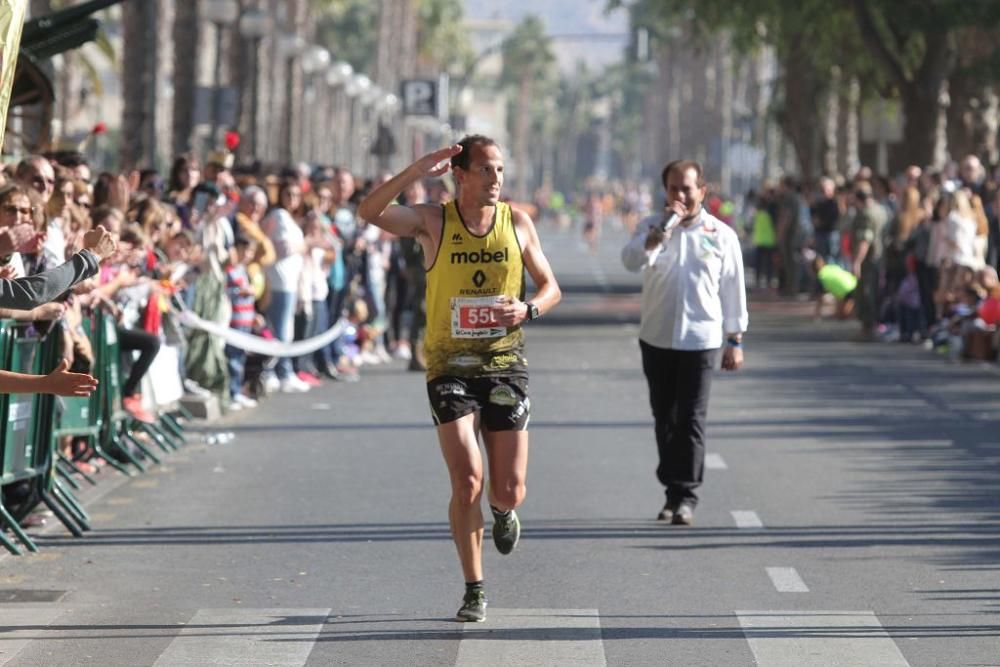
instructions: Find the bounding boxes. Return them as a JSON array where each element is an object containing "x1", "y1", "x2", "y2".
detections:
[
  {"x1": 117, "y1": 326, "x2": 160, "y2": 398},
  {"x1": 640, "y1": 341, "x2": 718, "y2": 508}
]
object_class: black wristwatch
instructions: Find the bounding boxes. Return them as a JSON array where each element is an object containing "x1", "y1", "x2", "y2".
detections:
[{"x1": 526, "y1": 302, "x2": 540, "y2": 321}]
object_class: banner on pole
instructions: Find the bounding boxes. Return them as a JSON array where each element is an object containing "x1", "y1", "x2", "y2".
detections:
[{"x1": 0, "y1": 1, "x2": 26, "y2": 150}]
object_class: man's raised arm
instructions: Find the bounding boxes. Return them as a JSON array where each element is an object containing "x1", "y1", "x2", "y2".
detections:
[{"x1": 357, "y1": 144, "x2": 462, "y2": 237}]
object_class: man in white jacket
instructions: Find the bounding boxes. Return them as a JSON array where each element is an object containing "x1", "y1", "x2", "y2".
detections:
[{"x1": 621, "y1": 160, "x2": 748, "y2": 525}]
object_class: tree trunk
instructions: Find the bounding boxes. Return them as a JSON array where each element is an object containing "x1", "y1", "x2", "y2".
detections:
[
  {"x1": 946, "y1": 72, "x2": 976, "y2": 160},
  {"x1": 851, "y1": 4, "x2": 956, "y2": 170},
  {"x1": 837, "y1": 76, "x2": 861, "y2": 178},
  {"x1": 778, "y1": 37, "x2": 821, "y2": 184},
  {"x1": 513, "y1": 75, "x2": 531, "y2": 202},
  {"x1": 172, "y1": 0, "x2": 199, "y2": 157},
  {"x1": 120, "y1": 0, "x2": 151, "y2": 170},
  {"x1": 823, "y1": 68, "x2": 841, "y2": 177},
  {"x1": 978, "y1": 86, "x2": 999, "y2": 165},
  {"x1": 898, "y1": 86, "x2": 945, "y2": 169}
]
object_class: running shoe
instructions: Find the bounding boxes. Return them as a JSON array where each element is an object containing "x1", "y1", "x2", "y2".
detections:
[
  {"x1": 456, "y1": 588, "x2": 487, "y2": 622},
  {"x1": 491, "y1": 507, "x2": 520, "y2": 555},
  {"x1": 671, "y1": 503, "x2": 694, "y2": 526}
]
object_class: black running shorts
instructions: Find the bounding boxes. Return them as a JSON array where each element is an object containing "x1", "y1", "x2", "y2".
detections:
[{"x1": 426, "y1": 374, "x2": 530, "y2": 431}]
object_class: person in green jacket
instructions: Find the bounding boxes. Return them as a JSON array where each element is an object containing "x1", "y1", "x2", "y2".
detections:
[
  {"x1": 810, "y1": 252, "x2": 857, "y2": 319},
  {"x1": 749, "y1": 190, "x2": 777, "y2": 289}
]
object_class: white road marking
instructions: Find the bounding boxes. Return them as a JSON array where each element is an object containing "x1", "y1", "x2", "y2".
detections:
[
  {"x1": 0, "y1": 607, "x2": 65, "y2": 665},
  {"x1": 455, "y1": 608, "x2": 605, "y2": 667},
  {"x1": 736, "y1": 610, "x2": 911, "y2": 666},
  {"x1": 766, "y1": 567, "x2": 809, "y2": 593},
  {"x1": 153, "y1": 608, "x2": 330, "y2": 666},
  {"x1": 731, "y1": 510, "x2": 764, "y2": 529},
  {"x1": 310, "y1": 403, "x2": 331, "y2": 410},
  {"x1": 705, "y1": 453, "x2": 728, "y2": 469}
]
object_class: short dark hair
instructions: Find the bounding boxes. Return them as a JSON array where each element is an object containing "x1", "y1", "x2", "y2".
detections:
[
  {"x1": 661, "y1": 160, "x2": 705, "y2": 189},
  {"x1": 451, "y1": 135, "x2": 500, "y2": 171}
]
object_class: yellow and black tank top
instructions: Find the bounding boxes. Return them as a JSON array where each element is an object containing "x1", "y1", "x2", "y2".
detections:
[{"x1": 424, "y1": 201, "x2": 526, "y2": 380}]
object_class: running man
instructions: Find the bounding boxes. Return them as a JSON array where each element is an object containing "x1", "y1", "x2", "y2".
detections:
[{"x1": 358, "y1": 135, "x2": 561, "y2": 623}]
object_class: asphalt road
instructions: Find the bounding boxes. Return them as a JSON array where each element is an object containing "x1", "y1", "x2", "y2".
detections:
[{"x1": 1, "y1": 225, "x2": 998, "y2": 666}]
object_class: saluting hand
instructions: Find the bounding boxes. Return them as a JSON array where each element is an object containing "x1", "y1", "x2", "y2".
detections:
[{"x1": 415, "y1": 144, "x2": 463, "y2": 178}]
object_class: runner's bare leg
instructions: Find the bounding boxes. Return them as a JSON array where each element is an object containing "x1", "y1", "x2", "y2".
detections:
[
  {"x1": 437, "y1": 413, "x2": 485, "y2": 582},
  {"x1": 483, "y1": 429, "x2": 529, "y2": 512}
]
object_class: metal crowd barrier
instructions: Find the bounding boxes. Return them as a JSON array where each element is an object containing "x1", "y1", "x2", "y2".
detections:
[{"x1": 0, "y1": 310, "x2": 190, "y2": 555}]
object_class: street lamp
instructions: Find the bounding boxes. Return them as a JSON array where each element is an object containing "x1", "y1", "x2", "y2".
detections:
[
  {"x1": 302, "y1": 45, "x2": 331, "y2": 74},
  {"x1": 277, "y1": 32, "x2": 306, "y2": 165},
  {"x1": 301, "y1": 46, "x2": 331, "y2": 163},
  {"x1": 326, "y1": 61, "x2": 353, "y2": 87},
  {"x1": 343, "y1": 74, "x2": 372, "y2": 171},
  {"x1": 346, "y1": 73, "x2": 371, "y2": 98},
  {"x1": 324, "y1": 62, "x2": 354, "y2": 165},
  {"x1": 238, "y1": 8, "x2": 272, "y2": 161},
  {"x1": 203, "y1": 0, "x2": 239, "y2": 150}
]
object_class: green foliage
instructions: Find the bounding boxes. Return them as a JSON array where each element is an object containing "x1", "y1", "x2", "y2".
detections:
[
  {"x1": 417, "y1": 0, "x2": 473, "y2": 73},
  {"x1": 500, "y1": 15, "x2": 555, "y2": 90},
  {"x1": 311, "y1": 0, "x2": 378, "y2": 72}
]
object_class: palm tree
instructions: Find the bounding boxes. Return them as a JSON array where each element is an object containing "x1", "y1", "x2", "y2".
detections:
[
  {"x1": 501, "y1": 16, "x2": 554, "y2": 202},
  {"x1": 172, "y1": 0, "x2": 199, "y2": 156},
  {"x1": 120, "y1": 0, "x2": 153, "y2": 169}
]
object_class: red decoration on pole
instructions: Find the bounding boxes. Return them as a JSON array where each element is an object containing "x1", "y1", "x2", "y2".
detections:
[
  {"x1": 224, "y1": 131, "x2": 241, "y2": 150},
  {"x1": 92, "y1": 122, "x2": 107, "y2": 135}
]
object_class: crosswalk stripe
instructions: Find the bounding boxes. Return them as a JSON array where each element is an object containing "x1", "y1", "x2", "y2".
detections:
[
  {"x1": 766, "y1": 567, "x2": 809, "y2": 593},
  {"x1": 152, "y1": 608, "x2": 330, "y2": 666},
  {"x1": 731, "y1": 510, "x2": 764, "y2": 529},
  {"x1": 705, "y1": 453, "x2": 728, "y2": 469},
  {"x1": 0, "y1": 607, "x2": 65, "y2": 665},
  {"x1": 736, "y1": 611, "x2": 911, "y2": 666},
  {"x1": 455, "y1": 608, "x2": 605, "y2": 666}
]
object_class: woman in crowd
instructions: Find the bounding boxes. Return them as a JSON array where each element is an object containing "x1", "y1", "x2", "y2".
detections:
[
  {"x1": 261, "y1": 179, "x2": 310, "y2": 393},
  {"x1": 167, "y1": 154, "x2": 202, "y2": 229}
]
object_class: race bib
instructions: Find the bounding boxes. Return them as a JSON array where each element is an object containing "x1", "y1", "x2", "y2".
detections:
[{"x1": 451, "y1": 296, "x2": 507, "y2": 339}]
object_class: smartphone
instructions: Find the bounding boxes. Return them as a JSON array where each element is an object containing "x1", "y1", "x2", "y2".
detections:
[{"x1": 192, "y1": 191, "x2": 210, "y2": 214}]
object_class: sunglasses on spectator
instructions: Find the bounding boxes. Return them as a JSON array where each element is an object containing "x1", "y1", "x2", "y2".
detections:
[{"x1": 2, "y1": 205, "x2": 35, "y2": 216}]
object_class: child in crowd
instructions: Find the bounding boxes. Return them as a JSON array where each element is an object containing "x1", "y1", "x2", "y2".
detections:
[
  {"x1": 224, "y1": 236, "x2": 258, "y2": 409},
  {"x1": 896, "y1": 255, "x2": 925, "y2": 342}
]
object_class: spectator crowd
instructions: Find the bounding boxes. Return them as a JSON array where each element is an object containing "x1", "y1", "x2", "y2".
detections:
[
  {"x1": 0, "y1": 149, "x2": 451, "y2": 470},
  {"x1": 744, "y1": 156, "x2": 1000, "y2": 361}
]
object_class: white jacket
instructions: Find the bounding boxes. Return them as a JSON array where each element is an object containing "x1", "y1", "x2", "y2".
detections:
[{"x1": 622, "y1": 209, "x2": 748, "y2": 350}]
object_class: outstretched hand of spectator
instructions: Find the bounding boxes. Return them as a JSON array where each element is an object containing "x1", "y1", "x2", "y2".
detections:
[
  {"x1": 0, "y1": 223, "x2": 37, "y2": 256},
  {"x1": 42, "y1": 359, "x2": 98, "y2": 397},
  {"x1": 31, "y1": 301, "x2": 67, "y2": 321},
  {"x1": 0, "y1": 265, "x2": 15, "y2": 280},
  {"x1": 83, "y1": 225, "x2": 117, "y2": 261}
]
